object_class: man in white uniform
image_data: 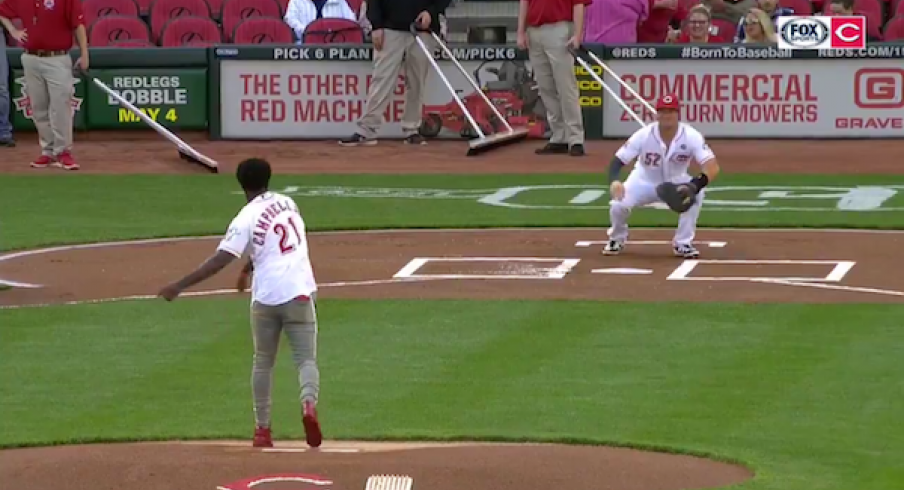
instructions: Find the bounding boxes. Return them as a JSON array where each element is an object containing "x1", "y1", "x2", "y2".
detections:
[
  {"x1": 158, "y1": 158, "x2": 323, "y2": 449},
  {"x1": 603, "y1": 94, "x2": 721, "y2": 258}
]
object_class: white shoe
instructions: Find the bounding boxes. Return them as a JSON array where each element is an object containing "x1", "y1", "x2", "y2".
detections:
[
  {"x1": 602, "y1": 240, "x2": 624, "y2": 255},
  {"x1": 673, "y1": 244, "x2": 700, "y2": 258}
]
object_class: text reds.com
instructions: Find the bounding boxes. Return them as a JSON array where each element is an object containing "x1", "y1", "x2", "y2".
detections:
[{"x1": 777, "y1": 16, "x2": 866, "y2": 50}]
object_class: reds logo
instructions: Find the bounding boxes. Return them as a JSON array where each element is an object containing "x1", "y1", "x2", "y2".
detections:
[{"x1": 13, "y1": 76, "x2": 83, "y2": 120}]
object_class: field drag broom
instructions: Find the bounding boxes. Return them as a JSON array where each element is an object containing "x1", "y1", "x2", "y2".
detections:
[
  {"x1": 92, "y1": 78, "x2": 219, "y2": 173},
  {"x1": 411, "y1": 24, "x2": 529, "y2": 156},
  {"x1": 570, "y1": 46, "x2": 655, "y2": 127}
]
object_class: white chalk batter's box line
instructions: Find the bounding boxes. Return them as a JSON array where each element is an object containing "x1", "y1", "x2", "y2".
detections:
[
  {"x1": 393, "y1": 257, "x2": 581, "y2": 280},
  {"x1": 667, "y1": 260, "x2": 857, "y2": 282},
  {"x1": 575, "y1": 240, "x2": 728, "y2": 248}
]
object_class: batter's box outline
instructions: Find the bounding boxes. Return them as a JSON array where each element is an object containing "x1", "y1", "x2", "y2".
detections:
[
  {"x1": 667, "y1": 259, "x2": 856, "y2": 282},
  {"x1": 393, "y1": 257, "x2": 582, "y2": 280}
]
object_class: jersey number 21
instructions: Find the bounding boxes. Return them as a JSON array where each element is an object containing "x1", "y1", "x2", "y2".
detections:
[{"x1": 274, "y1": 217, "x2": 302, "y2": 255}]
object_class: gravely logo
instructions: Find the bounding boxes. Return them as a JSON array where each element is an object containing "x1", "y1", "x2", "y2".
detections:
[{"x1": 13, "y1": 76, "x2": 83, "y2": 120}]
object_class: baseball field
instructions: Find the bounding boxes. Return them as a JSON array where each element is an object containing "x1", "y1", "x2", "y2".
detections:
[{"x1": 1, "y1": 134, "x2": 903, "y2": 490}]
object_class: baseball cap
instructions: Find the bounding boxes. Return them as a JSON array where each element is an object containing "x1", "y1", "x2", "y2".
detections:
[{"x1": 656, "y1": 94, "x2": 680, "y2": 111}]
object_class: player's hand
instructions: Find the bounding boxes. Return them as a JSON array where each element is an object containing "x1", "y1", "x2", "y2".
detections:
[
  {"x1": 610, "y1": 181, "x2": 625, "y2": 201},
  {"x1": 158, "y1": 283, "x2": 183, "y2": 302},
  {"x1": 236, "y1": 271, "x2": 251, "y2": 292},
  {"x1": 416, "y1": 11, "x2": 431, "y2": 29},
  {"x1": 371, "y1": 29, "x2": 384, "y2": 51},
  {"x1": 567, "y1": 35, "x2": 581, "y2": 50}
]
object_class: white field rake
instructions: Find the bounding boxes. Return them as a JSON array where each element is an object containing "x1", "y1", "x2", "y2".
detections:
[{"x1": 571, "y1": 47, "x2": 656, "y2": 128}]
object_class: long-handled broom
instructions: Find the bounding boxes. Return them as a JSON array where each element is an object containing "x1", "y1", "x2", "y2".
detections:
[{"x1": 410, "y1": 24, "x2": 529, "y2": 156}]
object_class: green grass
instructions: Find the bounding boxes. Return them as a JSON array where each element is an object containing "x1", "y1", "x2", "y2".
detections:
[
  {"x1": 2, "y1": 298, "x2": 904, "y2": 490},
  {"x1": 2, "y1": 173, "x2": 904, "y2": 251},
  {"x1": 2, "y1": 171, "x2": 904, "y2": 490}
]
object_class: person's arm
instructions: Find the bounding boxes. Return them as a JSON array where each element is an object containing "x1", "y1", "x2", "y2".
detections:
[
  {"x1": 167, "y1": 251, "x2": 238, "y2": 293},
  {"x1": 427, "y1": 0, "x2": 451, "y2": 26},
  {"x1": 689, "y1": 134, "x2": 719, "y2": 190},
  {"x1": 366, "y1": 0, "x2": 383, "y2": 30},
  {"x1": 0, "y1": 2, "x2": 21, "y2": 40},
  {"x1": 284, "y1": 0, "x2": 309, "y2": 36},
  {"x1": 517, "y1": 0, "x2": 529, "y2": 38},
  {"x1": 609, "y1": 129, "x2": 644, "y2": 183},
  {"x1": 572, "y1": 0, "x2": 587, "y2": 39}
]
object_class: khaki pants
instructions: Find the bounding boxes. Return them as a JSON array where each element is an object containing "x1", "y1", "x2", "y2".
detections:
[
  {"x1": 250, "y1": 295, "x2": 320, "y2": 427},
  {"x1": 357, "y1": 29, "x2": 433, "y2": 138},
  {"x1": 21, "y1": 53, "x2": 74, "y2": 156},
  {"x1": 527, "y1": 22, "x2": 584, "y2": 146}
]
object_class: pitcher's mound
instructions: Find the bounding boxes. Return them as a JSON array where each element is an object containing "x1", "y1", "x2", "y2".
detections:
[{"x1": 0, "y1": 440, "x2": 752, "y2": 490}]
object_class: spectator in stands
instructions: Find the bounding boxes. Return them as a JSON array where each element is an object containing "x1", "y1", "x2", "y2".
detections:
[
  {"x1": 284, "y1": 0, "x2": 359, "y2": 41},
  {"x1": 0, "y1": 0, "x2": 87, "y2": 170},
  {"x1": 704, "y1": 0, "x2": 755, "y2": 25},
  {"x1": 827, "y1": 0, "x2": 881, "y2": 41},
  {"x1": 638, "y1": 0, "x2": 685, "y2": 43},
  {"x1": 0, "y1": 25, "x2": 14, "y2": 147},
  {"x1": 338, "y1": 0, "x2": 451, "y2": 146},
  {"x1": 669, "y1": 4, "x2": 727, "y2": 42},
  {"x1": 734, "y1": 0, "x2": 792, "y2": 42},
  {"x1": 584, "y1": 0, "x2": 648, "y2": 43},
  {"x1": 739, "y1": 8, "x2": 777, "y2": 43},
  {"x1": 518, "y1": 0, "x2": 591, "y2": 157}
]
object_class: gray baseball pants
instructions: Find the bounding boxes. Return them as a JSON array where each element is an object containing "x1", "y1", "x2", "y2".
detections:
[{"x1": 251, "y1": 295, "x2": 320, "y2": 428}]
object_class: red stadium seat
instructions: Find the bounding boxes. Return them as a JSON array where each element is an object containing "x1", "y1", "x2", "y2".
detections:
[
  {"x1": 150, "y1": 0, "x2": 212, "y2": 42},
  {"x1": 895, "y1": 0, "x2": 904, "y2": 17},
  {"x1": 274, "y1": 0, "x2": 290, "y2": 16},
  {"x1": 302, "y1": 18, "x2": 364, "y2": 43},
  {"x1": 221, "y1": 0, "x2": 282, "y2": 42},
  {"x1": 206, "y1": 0, "x2": 225, "y2": 19},
  {"x1": 780, "y1": 0, "x2": 814, "y2": 15},
  {"x1": 83, "y1": 0, "x2": 140, "y2": 28},
  {"x1": 89, "y1": 15, "x2": 152, "y2": 47},
  {"x1": 159, "y1": 15, "x2": 223, "y2": 47},
  {"x1": 883, "y1": 15, "x2": 904, "y2": 38},
  {"x1": 109, "y1": 39, "x2": 154, "y2": 47},
  {"x1": 133, "y1": 0, "x2": 154, "y2": 16},
  {"x1": 232, "y1": 17, "x2": 295, "y2": 44}
]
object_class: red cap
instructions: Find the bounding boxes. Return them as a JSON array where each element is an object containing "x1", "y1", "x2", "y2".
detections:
[{"x1": 656, "y1": 94, "x2": 680, "y2": 111}]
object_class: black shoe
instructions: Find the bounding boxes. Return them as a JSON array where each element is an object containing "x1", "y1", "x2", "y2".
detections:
[
  {"x1": 338, "y1": 133, "x2": 376, "y2": 147},
  {"x1": 404, "y1": 134, "x2": 426, "y2": 145},
  {"x1": 569, "y1": 144, "x2": 585, "y2": 156},
  {"x1": 0, "y1": 138, "x2": 15, "y2": 147},
  {"x1": 535, "y1": 143, "x2": 568, "y2": 154}
]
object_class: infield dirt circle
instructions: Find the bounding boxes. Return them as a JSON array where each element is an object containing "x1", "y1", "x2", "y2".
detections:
[{"x1": 2, "y1": 136, "x2": 903, "y2": 490}]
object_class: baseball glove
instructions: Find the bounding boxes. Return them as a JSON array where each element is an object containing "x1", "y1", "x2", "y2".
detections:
[{"x1": 656, "y1": 182, "x2": 698, "y2": 213}]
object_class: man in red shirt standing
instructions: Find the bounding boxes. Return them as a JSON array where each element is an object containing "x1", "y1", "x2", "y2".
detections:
[
  {"x1": 0, "y1": 0, "x2": 87, "y2": 170},
  {"x1": 518, "y1": 0, "x2": 591, "y2": 157}
]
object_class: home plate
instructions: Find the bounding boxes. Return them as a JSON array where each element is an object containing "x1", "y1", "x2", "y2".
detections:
[{"x1": 591, "y1": 268, "x2": 653, "y2": 274}]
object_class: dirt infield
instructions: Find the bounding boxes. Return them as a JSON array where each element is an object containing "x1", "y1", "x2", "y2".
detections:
[{"x1": 1, "y1": 131, "x2": 903, "y2": 174}]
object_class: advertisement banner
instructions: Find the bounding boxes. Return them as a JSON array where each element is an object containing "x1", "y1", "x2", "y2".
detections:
[
  {"x1": 216, "y1": 46, "x2": 604, "y2": 140},
  {"x1": 85, "y1": 69, "x2": 208, "y2": 130},
  {"x1": 11, "y1": 70, "x2": 87, "y2": 131},
  {"x1": 601, "y1": 59, "x2": 904, "y2": 137}
]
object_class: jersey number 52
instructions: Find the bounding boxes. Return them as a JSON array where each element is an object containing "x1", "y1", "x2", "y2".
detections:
[
  {"x1": 274, "y1": 217, "x2": 302, "y2": 255},
  {"x1": 642, "y1": 153, "x2": 661, "y2": 167}
]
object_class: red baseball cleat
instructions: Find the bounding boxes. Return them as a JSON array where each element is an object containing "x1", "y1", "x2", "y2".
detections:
[
  {"x1": 253, "y1": 426, "x2": 273, "y2": 448},
  {"x1": 302, "y1": 401, "x2": 322, "y2": 448},
  {"x1": 31, "y1": 155, "x2": 54, "y2": 168},
  {"x1": 56, "y1": 151, "x2": 79, "y2": 171}
]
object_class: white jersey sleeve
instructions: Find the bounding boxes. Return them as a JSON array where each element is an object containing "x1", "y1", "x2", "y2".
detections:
[
  {"x1": 217, "y1": 211, "x2": 252, "y2": 258},
  {"x1": 687, "y1": 127, "x2": 715, "y2": 165},
  {"x1": 614, "y1": 126, "x2": 649, "y2": 164}
]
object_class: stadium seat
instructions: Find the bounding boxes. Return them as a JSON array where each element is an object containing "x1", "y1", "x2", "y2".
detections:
[
  {"x1": 109, "y1": 39, "x2": 155, "y2": 47},
  {"x1": 232, "y1": 17, "x2": 295, "y2": 44},
  {"x1": 302, "y1": 18, "x2": 365, "y2": 43},
  {"x1": 89, "y1": 15, "x2": 152, "y2": 47},
  {"x1": 221, "y1": 0, "x2": 282, "y2": 42},
  {"x1": 83, "y1": 0, "x2": 140, "y2": 28},
  {"x1": 206, "y1": 0, "x2": 225, "y2": 19},
  {"x1": 273, "y1": 0, "x2": 290, "y2": 16},
  {"x1": 895, "y1": 0, "x2": 904, "y2": 17},
  {"x1": 133, "y1": 0, "x2": 154, "y2": 16},
  {"x1": 159, "y1": 15, "x2": 223, "y2": 46},
  {"x1": 346, "y1": 0, "x2": 364, "y2": 15},
  {"x1": 883, "y1": 15, "x2": 904, "y2": 39},
  {"x1": 150, "y1": 0, "x2": 212, "y2": 42},
  {"x1": 780, "y1": 0, "x2": 814, "y2": 15}
]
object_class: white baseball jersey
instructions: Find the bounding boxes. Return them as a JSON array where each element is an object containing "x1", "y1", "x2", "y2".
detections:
[
  {"x1": 218, "y1": 191, "x2": 317, "y2": 306},
  {"x1": 615, "y1": 122, "x2": 715, "y2": 183}
]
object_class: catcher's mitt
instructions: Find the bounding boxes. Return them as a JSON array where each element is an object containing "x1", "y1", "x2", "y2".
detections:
[{"x1": 656, "y1": 182, "x2": 698, "y2": 213}]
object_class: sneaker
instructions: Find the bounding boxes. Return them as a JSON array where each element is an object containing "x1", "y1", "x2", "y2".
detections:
[
  {"x1": 673, "y1": 244, "x2": 700, "y2": 258},
  {"x1": 602, "y1": 240, "x2": 624, "y2": 255},
  {"x1": 31, "y1": 155, "x2": 54, "y2": 168},
  {"x1": 569, "y1": 144, "x2": 585, "y2": 156},
  {"x1": 56, "y1": 151, "x2": 80, "y2": 171},
  {"x1": 338, "y1": 133, "x2": 376, "y2": 147},
  {"x1": 302, "y1": 400, "x2": 322, "y2": 448},
  {"x1": 535, "y1": 143, "x2": 568, "y2": 155},
  {"x1": 253, "y1": 426, "x2": 273, "y2": 448},
  {"x1": 404, "y1": 133, "x2": 427, "y2": 145}
]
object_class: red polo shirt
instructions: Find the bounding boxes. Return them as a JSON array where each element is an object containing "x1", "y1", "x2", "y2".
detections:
[
  {"x1": 526, "y1": 0, "x2": 593, "y2": 28},
  {"x1": 0, "y1": 0, "x2": 85, "y2": 51}
]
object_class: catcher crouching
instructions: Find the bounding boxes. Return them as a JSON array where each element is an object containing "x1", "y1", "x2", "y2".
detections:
[{"x1": 603, "y1": 94, "x2": 721, "y2": 258}]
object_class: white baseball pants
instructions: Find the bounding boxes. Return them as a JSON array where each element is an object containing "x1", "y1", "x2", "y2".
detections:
[{"x1": 607, "y1": 171, "x2": 705, "y2": 246}]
